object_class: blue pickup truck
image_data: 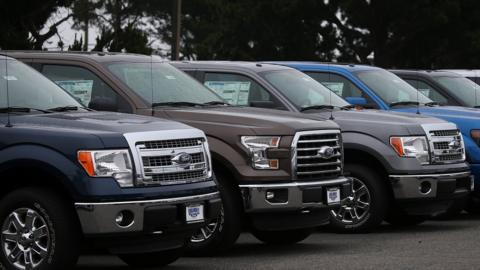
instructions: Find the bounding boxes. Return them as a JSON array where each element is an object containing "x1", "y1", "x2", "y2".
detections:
[
  {"x1": 276, "y1": 62, "x2": 480, "y2": 212},
  {"x1": 0, "y1": 56, "x2": 221, "y2": 269}
]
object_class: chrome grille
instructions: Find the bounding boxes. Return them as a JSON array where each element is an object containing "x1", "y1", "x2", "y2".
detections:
[
  {"x1": 429, "y1": 129, "x2": 465, "y2": 164},
  {"x1": 140, "y1": 138, "x2": 204, "y2": 149},
  {"x1": 136, "y1": 138, "x2": 210, "y2": 186},
  {"x1": 293, "y1": 130, "x2": 343, "y2": 180}
]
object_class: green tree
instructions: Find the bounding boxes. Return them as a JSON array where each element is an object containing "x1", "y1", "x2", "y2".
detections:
[{"x1": 0, "y1": 0, "x2": 72, "y2": 50}]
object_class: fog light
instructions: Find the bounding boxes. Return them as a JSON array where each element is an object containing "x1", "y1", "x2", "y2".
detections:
[
  {"x1": 265, "y1": 189, "x2": 288, "y2": 203},
  {"x1": 419, "y1": 181, "x2": 432, "y2": 195},
  {"x1": 115, "y1": 210, "x2": 135, "y2": 228}
]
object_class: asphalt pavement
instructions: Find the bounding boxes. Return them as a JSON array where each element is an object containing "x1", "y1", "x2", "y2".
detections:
[{"x1": 76, "y1": 213, "x2": 480, "y2": 270}]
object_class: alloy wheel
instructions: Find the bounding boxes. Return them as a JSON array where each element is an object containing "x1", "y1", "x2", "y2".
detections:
[
  {"x1": 190, "y1": 207, "x2": 224, "y2": 243},
  {"x1": 1, "y1": 208, "x2": 50, "y2": 270},
  {"x1": 331, "y1": 177, "x2": 371, "y2": 224}
]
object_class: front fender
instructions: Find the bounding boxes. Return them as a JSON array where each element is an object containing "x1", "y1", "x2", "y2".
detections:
[
  {"x1": 0, "y1": 144, "x2": 88, "y2": 200},
  {"x1": 343, "y1": 132, "x2": 469, "y2": 174}
]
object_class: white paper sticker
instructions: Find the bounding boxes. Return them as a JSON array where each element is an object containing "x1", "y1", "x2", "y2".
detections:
[
  {"x1": 186, "y1": 204, "x2": 205, "y2": 223},
  {"x1": 3, "y1": 75, "x2": 17, "y2": 81},
  {"x1": 327, "y1": 188, "x2": 341, "y2": 204},
  {"x1": 322, "y1": 82, "x2": 344, "y2": 96},
  {"x1": 204, "y1": 81, "x2": 251, "y2": 105},
  {"x1": 55, "y1": 80, "x2": 94, "y2": 105}
]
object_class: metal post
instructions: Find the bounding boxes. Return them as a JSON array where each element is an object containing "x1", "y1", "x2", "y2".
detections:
[{"x1": 172, "y1": 0, "x2": 182, "y2": 60}]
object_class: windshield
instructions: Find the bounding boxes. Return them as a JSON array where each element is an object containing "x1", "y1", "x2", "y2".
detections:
[
  {"x1": 0, "y1": 59, "x2": 83, "y2": 110},
  {"x1": 261, "y1": 69, "x2": 350, "y2": 109},
  {"x1": 355, "y1": 70, "x2": 433, "y2": 106},
  {"x1": 106, "y1": 62, "x2": 224, "y2": 105},
  {"x1": 433, "y1": 76, "x2": 480, "y2": 107}
]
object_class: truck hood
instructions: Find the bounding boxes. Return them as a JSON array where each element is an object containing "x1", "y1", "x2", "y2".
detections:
[
  {"x1": 8, "y1": 111, "x2": 195, "y2": 148},
  {"x1": 304, "y1": 109, "x2": 448, "y2": 143},
  {"x1": 155, "y1": 106, "x2": 339, "y2": 139},
  {"x1": 393, "y1": 106, "x2": 480, "y2": 134}
]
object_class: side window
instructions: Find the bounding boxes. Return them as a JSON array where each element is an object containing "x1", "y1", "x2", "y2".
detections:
[
  {"x1": 404, "y1": 79, "x2": 448, "y2": 105},
  {"x1": 41, "y1": 65, "x2": 132, "y2": 112},
  {"x1": 305, "y1": 71, "x2": 378, "y2": 108},
  {"x1": 305, "y1": 72, "x2": 363, "y2": 98},
  {"x1": 203, "y1": 72, "x2": 286, "y2": 109}
]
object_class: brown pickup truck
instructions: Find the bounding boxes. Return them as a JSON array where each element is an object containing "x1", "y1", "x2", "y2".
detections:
[{"x1": 10, "y1": 51, "x2": 351, "y2": 255}]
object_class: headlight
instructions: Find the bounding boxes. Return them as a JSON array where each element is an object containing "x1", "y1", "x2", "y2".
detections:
[
  {"x1": 241, "y1": 136, "x2": 280, "y2": 169},
  {"x1": 390, "y1": 136, "x2": 430, "y2": 164},
  {"x1": 78, "y1": 149, "x2": 134, "y2": 187},
  {"x1": 471, "y1": 130, "x2": 480, "y2": 146}
]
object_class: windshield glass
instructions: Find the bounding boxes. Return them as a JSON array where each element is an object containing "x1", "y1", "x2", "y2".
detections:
[
  {"x1": 0, "y1": 59, "x2": 82, "y2": 110},
  {"x1": 433, "y1": 76, "x2": 480, "y2": 107},
  {"x1": 106, "y1": 62, "x2": 224, "y2": 105},
  {"x1": 355, "y1": 70, "x2": 433, "y2": 105},
  {"x1": 261, "y1": 69, "x2": 350, "y2": 109}
]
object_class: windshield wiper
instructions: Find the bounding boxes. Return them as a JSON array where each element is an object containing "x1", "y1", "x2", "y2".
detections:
[
  {"x1": 152, "y1": 102, "x2": 205, "y2": 108},
  {"x1": 203, "y1": 101, "x2": 231, "y2": 106},
  {"x1": 47, "y1": 106, "x2": 79, "y2": 112},
  {"x1": 300, "y1": 105, "x2": 350, "y2": 112},
  {"x1": 389, "y1": 101, "x2": 420, "y2": 108},
  {"x1": 424, "y1": 101, "x2": 439, "y2": 107},
  {"x1": 0, "y1": 107, "x2": 51, "y2": 114}
]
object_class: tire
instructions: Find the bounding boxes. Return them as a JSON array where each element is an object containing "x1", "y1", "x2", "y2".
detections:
[
  {"x1": 0, "y1": 187, "x2": 80, "y2": 270},
  {"x1": 251, "y1": 228, "x2": 313, "y2": 245},
  {"x1": 465, "y1": 196, "x2": 480, "y2": 214},
  {"x1": 385, "y1": 212, "x2": 427, "y2": 226},
  {"x1": 329, "y1": 163, "x2": 389, "y2": 233},
  {"x1": 118, "y1": 248, "x2": 183, "y2": 268},
  {"x1": 186, "y1": 170, "x2": 243, "y2": 256}
]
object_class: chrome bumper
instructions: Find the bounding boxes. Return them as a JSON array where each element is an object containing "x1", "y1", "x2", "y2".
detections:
[
  {"x1": 389, "y1": 171, "x2": 472, "y2": 199},
  {"x1": 239, "y1": 177, "x2": 351, "y2": 213},
  {"x1": 75, "y1": 191, "x2": 220, "y2": 234}
]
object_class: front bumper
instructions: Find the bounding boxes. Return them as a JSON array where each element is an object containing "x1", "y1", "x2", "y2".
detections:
[
  {"x1": 240, "y1": 177, "x2": 352, "y2": 231},
  {"x1": 75, "y1": 191, "x2": 221, "y2": 235},
  {"x1": 389, "y1": 170, "x2": 472, "y2": 215}
]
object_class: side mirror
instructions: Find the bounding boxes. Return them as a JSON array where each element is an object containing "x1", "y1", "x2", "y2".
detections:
[
  {"x1": 345, "y1": 97, "x2": 367, "y2": 106},
  {"x1": 250, "y1": 100, "x2": 276, "y2": 109},
  {"x1": 88, "y1": 97, "x2": 117, "y2": 112}
]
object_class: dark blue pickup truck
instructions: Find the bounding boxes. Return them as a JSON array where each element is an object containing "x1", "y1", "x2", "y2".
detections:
[{"x1": 0, "y1": 57, "x2": 220, "y2": 269}]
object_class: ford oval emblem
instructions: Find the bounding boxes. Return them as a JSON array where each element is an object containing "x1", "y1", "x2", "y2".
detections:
[
  {"x1": 172, "y1": 152, "x2": 193, "y2": 167},
  {"x1": 317, "y1": 146, "x2": 335, "y2": 159}
]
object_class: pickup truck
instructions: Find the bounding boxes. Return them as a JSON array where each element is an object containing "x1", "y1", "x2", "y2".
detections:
[
  {"x1": 171, "y1": 61, "x2": 472, "y2": 233},
  {"x1": 9, "y1": 52, "x2": 352, "y2": 255},
  {"x1": 391, "y1": 70, "x2": 480, "y2": 108},
  {"x1": 278, "y1": 62, "x2": 480, "y2": 214},
  {"x1": 0, "y1": 56, "x2": 221, "y2": 269}
]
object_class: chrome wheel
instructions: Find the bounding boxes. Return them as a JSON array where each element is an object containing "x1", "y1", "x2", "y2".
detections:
[
  {"x1": 331, "y1": 177, "x2": 371, "y2": 224},
  {"x1": 190, "y1": 208, "x2": 224, "y2": 243},
  {"x1": 1, "y1": 208, "x2": 50, "y2": 270}
]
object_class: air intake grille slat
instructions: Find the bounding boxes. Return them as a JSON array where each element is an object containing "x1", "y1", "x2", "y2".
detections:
[
  {"x1": 294, "y1": 131, "x2": 343, "y2": 180},
  {"x1": 135, "y1": 138, "x2": 209, "y2": 186},
  {"x1": 429, "y1": 129, "x2": 465, "y2": 164}
]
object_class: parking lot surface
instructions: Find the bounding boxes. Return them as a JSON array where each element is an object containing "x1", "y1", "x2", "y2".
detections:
[{"x1": 77, "y1": 214, "x2": 480, "y2": 270}]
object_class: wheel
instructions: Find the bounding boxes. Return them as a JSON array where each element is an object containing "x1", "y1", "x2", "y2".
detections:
[
  {"x1": 118, "y1": 248, "x2": 183, "y2": 268},
  {"x1": 329, "y1": 163, "x2": 389, "y2": 233},
  {"x1": 385, "y1": 212, "x2": 427, "y2": 226},
  {"x1": 251, "y1": 228, "x2": 313, "y2": 245},
  {"x1": 0, "y1": 187, "x2": 80, "y2": 270},
  {"x1": 186, "y1": 170, "x2": 243, "y2": 256}
]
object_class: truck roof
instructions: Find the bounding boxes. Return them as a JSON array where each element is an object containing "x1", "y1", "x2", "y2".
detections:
[
  {"x1": 171, "y1": 61, "x2": 290, "y2": 73},
  {"x1": 266, "y1": 62, "x2": 379, "y2": 72},
  {"x1": 390, "y1": 69, "x2": 463, "y2": 78},
  {"x1": 2, "y1": 51, "x2": 165, "y2": 63}
]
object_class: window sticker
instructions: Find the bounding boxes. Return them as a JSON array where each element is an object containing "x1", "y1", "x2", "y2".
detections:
[
  {"x1": 204, "y1": 81, "x2": 251, "y2": 105},
  {"x1": 418, "y1": 88, "x2": 431, "y2": 97},
  {"x1": 3, "y1": 75, "x2": 17, "y2": 81},
  {"x1": 322, "y1": 82, "x2": 344, "y2": 96},
  {"x1": 55, "y1": 80, "x2": 94, "y2": 105}
]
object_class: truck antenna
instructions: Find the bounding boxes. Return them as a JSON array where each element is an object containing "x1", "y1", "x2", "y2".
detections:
[
  {"x1": 150, "y1": 54, "x2": 154, "y2": 116},
  {"x1": 328, "y1": 63, "x2": 334, "y2": 120},
  {"x1": 4, "y1": 52, "x2": 12, "y2": 127},
  {"x1": 415, "y1": 69, "x2": 420, "y2": 114}
]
